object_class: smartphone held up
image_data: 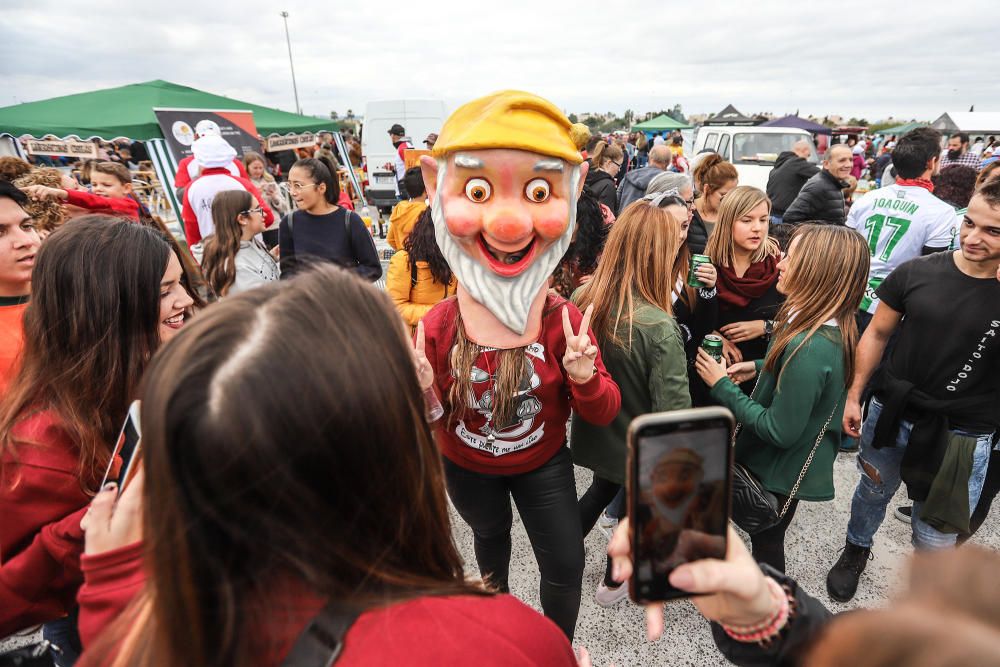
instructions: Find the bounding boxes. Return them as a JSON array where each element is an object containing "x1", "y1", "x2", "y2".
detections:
[
  {"x1": 98, "y1": 400, "x2": 143, "y2": 499},
  {"x1": 627, "y1": 407, "x2": 734, "y2": 604}
]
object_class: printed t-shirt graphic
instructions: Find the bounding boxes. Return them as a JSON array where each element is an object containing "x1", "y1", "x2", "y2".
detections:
[
  {"x1": 846, "y1": 184, "x2": 954, "y2": 314},
  {"x1": 451, "y1": 343, "x2": 546, "y2": 457}
]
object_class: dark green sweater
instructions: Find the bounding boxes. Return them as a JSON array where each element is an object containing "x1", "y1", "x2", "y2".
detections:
[
  {"x1": 570, "y1": 299, "x2": 691, "y2": 485},
  {"x1": 710, "y1": 327, "x2": 846, "y2": 501}
]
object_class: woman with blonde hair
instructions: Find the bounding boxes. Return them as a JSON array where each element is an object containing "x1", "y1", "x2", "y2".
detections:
[
  {"x1": 584, "y1": 141, "x2": 624, "y2": 211},
  {"x1": 571, "y1": 200, "x2": 691, "y2": 606},
  {"x1": 705, "y1": 186, "x2": 784, "y2": 380},
  {"x1": 695, "y1": 224, "x2": 870, "y2": 571}
]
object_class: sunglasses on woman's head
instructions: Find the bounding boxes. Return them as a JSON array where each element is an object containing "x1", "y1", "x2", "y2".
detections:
[{"x1": 641, "y1": 191, "x2": 687, "y2": 210}]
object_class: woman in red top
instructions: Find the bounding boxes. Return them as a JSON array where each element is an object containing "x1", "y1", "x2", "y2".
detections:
[
  {"x1": 74, "y1": 265, "x2": 576, "y2": 667},
  {"x1": 419, "y1": 290, "x2": 620, "y2": 641},
  {"x1": 0, "y1": 217, "x2": 193, "y2": 655}
]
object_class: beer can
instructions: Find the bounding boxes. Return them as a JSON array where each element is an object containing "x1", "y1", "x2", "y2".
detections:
[
  {"x1": 687, "y1": 254, "x2": 711, "y2": 287},
  {"x1": 701, "y1": 334, "x2": 724, "y2": 362}
]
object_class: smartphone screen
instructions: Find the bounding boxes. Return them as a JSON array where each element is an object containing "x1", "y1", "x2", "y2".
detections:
[
  {"x1": 98, "y1": 400, "x2": 142, "y2": 497},
  {"x1": 629, "y1": 407, "x2": 733, "y2": 603}
]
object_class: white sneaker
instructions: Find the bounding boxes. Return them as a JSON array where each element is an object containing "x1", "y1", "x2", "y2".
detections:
[
  {"x1": 595, "y1": 580, "x2": 629, "y2": 607},
  {"x1": 598, "y1": 512, "x2": 619, "y2": 539}
]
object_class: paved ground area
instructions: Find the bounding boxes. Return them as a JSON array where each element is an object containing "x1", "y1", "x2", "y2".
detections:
[{"x1": 450, "y1": 450, "x2": 1000, "y2": 666}]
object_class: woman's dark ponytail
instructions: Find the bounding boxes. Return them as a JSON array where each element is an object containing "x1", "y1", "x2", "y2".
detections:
[{"x1": 293, "y1": 156, "x2": 340, "y2": 205}]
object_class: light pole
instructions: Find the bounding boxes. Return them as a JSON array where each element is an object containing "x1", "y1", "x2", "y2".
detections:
[{"x1": 280, "y1": 11, "x2": 301, "y2": 114}]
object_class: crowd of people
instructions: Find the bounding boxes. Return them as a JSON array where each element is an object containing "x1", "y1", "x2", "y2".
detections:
[{"x1": 1, "y1": 90, "x2": 999, "y2": 667}]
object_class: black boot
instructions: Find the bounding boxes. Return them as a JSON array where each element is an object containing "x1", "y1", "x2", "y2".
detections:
[{"x1": 826, "y1": 540, "x2": 872, "y2": 602}]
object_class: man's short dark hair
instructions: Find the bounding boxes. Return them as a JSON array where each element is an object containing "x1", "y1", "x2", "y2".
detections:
[
  {"x1": 951, "y1": 132, "x2": 969, "y2": 145},
  {"x1": 892, "y1": 127, "x2": 942, "y2": 179},
  {"x1": 402, "y1": 166, "x2": 425, "y2": 199},
  {"x1": 977, "y1": 179, "x2": 1000, "y2": 209},
  {"x1": 0, "y1": 179, "x2": 28, "y2": 206}
]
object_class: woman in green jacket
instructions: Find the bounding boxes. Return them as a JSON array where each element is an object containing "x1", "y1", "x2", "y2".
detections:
[
  {"x1": 571, "y1": 198, "x2": 691, "y2": 607},
  {"x1": 695, "y1": 224, "x2": 869, "y2": 572}
]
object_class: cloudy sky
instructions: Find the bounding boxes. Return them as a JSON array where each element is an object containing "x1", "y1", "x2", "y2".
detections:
[{"x1": 1, "y1": 0, "x2": 992, "y2": 123}]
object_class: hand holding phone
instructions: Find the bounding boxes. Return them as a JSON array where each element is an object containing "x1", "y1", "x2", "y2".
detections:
[
  {"x1": 627, "y1": 407, "x2": 733, "y2": 603},
  {"x1": 608, "y1": 520, "x2": 776, "y2": 641},
  {"x1": 82, "y1": 468, "x2": 145, "y2": 556}
]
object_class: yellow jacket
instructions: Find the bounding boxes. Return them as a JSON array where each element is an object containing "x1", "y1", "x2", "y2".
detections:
[
  {"x1": 386, "y1": 250, "x2": 457, "y2": 327},
  {"x1": 386, "y1": 200, "x2": 428, "y2": 250}
]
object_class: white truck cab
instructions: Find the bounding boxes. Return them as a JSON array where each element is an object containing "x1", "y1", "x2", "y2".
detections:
[
  {"x1": 693, "y1": 126, "x2": 818, "y2": 190},
  {"x1": 362, "y1": 100, "x2": 447, "y2": 212}
]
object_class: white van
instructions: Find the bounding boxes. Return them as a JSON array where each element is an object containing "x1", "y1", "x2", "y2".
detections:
[
  {"x1": 362, "y1": 100, "x2": 447, "y2": 212},
  {"x1": 692, "y1": 126, "x2": 818, "y2": 191}
]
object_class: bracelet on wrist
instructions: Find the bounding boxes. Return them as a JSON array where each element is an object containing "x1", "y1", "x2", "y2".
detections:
[{"x1": 721, "y1": 577, "x2": 792, "y2": 645}]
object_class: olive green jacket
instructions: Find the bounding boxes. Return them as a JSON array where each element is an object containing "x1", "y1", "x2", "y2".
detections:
[
  {"x1": 710, "y1": 327, "x2": 846, "y2": 501},
  {"x1": 570, "y1": 298, "x2": 691, "y2": 485}
]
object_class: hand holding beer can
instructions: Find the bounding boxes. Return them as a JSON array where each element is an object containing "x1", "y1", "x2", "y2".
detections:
[
  {"x1": 688, "y1": 254, "x2": 712, "y2": 288},
  {"x1": 701, "y1": 334, "x2": 724, "y2": 363}
]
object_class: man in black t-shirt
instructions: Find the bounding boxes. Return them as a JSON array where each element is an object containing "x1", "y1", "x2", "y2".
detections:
[{"x1": 827, "y1": 180, "x2": 1000, "y2": 603}]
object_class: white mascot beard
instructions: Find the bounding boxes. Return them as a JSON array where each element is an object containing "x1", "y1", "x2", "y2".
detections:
[{"x1": 431, "y1": 161, "x2": 579, "y2": 335}]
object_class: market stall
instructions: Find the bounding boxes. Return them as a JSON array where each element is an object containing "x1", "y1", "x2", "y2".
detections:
[{"x1": 0, "y1": 79, "x2": 342, "y2": 218}]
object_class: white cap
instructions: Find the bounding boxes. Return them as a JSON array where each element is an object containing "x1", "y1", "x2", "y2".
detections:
[
  {"x1": 192, "y1": 135, "x2": 237, "y2": 168},
  {"x1": 195, "y1": 119, "x2": 222, "y2": 138}
]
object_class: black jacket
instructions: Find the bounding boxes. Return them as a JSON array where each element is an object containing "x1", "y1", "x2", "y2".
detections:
[
  {"x1": 686, "y1": 209, "x2": 710, "y2": 255},
  {"x1": 766, "y1": 152, "x2": 819, "y2": 216},
  {"x1": 782, "y1": 170, "x2": 848, "y2": 225},
  {"x1": 585, "y1": 168, "x2": 618, "y2": 213}
]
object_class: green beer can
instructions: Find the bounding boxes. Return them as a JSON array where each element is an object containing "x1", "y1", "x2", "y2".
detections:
[
  {"x1": 688, "y1": 254, "x2": 711, "y2": 287},
  {"x1": 701, "y1": 334, "x2": 724, "y2": 362}
]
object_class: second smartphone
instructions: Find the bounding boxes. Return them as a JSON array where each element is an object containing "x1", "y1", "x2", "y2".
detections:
[{"x1": 627, "y1": 407, "x2": 734, "y2": 603}]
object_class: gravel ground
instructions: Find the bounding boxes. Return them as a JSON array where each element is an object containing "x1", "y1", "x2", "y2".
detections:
[{"x1": 450, "y1": 449, "x2": 1000, "y2": 666}]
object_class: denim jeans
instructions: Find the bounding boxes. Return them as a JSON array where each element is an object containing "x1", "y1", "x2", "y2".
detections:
[{"x1": 846, "y1": 397, "x2": 992, "y2": 550}]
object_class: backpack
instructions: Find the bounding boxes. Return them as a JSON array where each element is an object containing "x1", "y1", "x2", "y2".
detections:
[{"x1": 284, "y1": 209, "x2": 352, "y2": 242}]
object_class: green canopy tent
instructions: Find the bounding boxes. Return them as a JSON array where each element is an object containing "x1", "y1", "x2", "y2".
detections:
[
  {"x1": 0, "y1": 79, "x2": 338, "y2": 139},
  {"x1": 873, "y1": 121, "x2": 926, "y2": 136},
  {"x1": 631, "y1": 114, "x2": 692, "y2": 135},
  {"x1": 0, "y1": 80, "x2": 340, "y2": 217}
]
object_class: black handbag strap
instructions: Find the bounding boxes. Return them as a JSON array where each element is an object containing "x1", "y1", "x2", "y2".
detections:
[
  {"x1": 732, "y1": 373, "x2": 838, "y2": 518},
  {"x1": 281, "y1": 600, "x2": 363, "y2": 667}
]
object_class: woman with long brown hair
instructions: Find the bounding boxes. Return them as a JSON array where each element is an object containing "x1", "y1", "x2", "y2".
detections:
[
  {"x1": 695, "y1": 224, "x2": 869, "y2": 572},
  {"x1": 201, "y1": 190, "x2": 279, "y2": 297},
  {"x1": 570, "y1": 200, "x2": 692, "y2": 606},
  {"x1": 0, "y1": 217, "x2": 193, "y2": 657},
  {"x1": 705, "y1": 186, "x2": 784, "y2": 382},
  {"x1": 74, "y1": 265, "x2": 576, "y2": 666},
  {"x1": 385, "y1": 208, "x2": 456, "y2": 329}
]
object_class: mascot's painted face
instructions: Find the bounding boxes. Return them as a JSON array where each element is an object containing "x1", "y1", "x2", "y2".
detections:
[
  {"x1": 435, "y1": 149, "x2": 576, "y2": 277},
  {"x1": 423, "y1": 149, "x2": 584, "y2": 334}
]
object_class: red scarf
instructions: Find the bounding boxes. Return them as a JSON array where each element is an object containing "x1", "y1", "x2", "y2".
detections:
[
  {"x1": 895, "y1": 177, "x2": 934, "y2": 193},
  {"x1": 716, "y1": 255, "x2": 780, "y2": 310}
]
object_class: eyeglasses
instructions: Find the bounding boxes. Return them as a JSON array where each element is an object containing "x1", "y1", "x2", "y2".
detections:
[
  {"x1": 288, "y1": 182, "x2": 317, "y2": 193},
  {"x1": 241, "y1": 206, "x2": 264, "y2": 216},
  {"x1": 611, "y1": 160, "x2": 623, "y2": 169}
]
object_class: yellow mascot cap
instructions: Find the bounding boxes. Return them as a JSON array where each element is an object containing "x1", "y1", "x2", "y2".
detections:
[{"x1": 432, "y1": 90, "x2": 583, "y2": 165}]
